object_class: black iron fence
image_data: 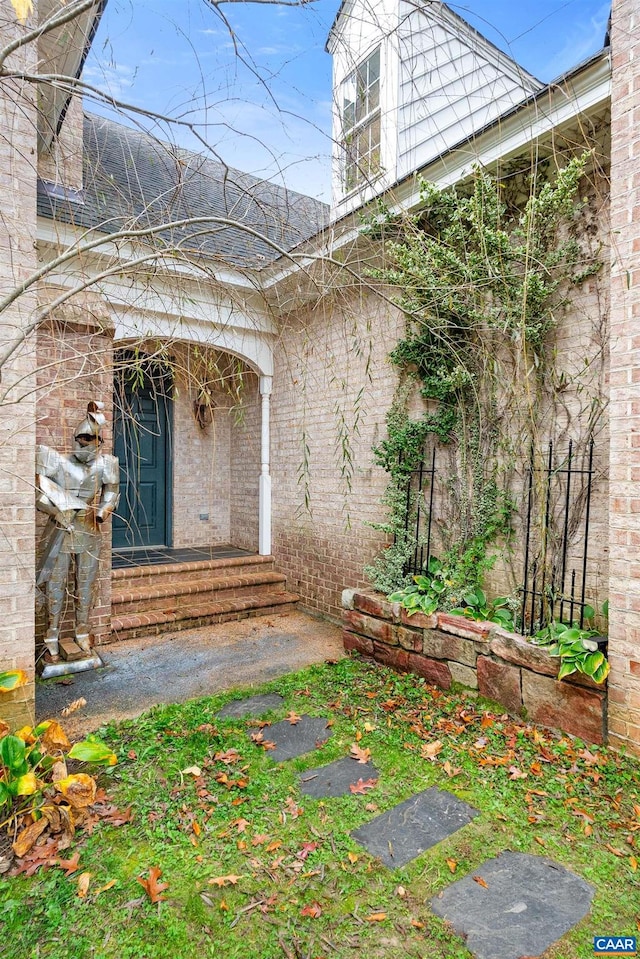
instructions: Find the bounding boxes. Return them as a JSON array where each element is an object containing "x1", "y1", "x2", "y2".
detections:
[
  {"x1": 520, "y1": 438, "x2": 595, "y2": 634},
  {"x1": 397, "y1": 438, "x2": 596, "y2": 634}
]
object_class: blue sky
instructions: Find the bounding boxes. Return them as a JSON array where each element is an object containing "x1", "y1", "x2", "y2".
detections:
[{"x1": 83, "y1": 0, "x2": 610, "y2": 200}]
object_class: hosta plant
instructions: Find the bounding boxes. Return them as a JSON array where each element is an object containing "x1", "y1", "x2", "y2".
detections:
[
  {"x1": 530, "y1": 622, "x2": 610, "y2": 683},
  {"x1": 450, "y1": 588, "x2": 515, "y2": 629},
  {"x1": 0, "y1": 669, "x2": 117, "y2": 863},
  {"x1": 388, "y1": 558, "x2": 448, "y2": 616}
]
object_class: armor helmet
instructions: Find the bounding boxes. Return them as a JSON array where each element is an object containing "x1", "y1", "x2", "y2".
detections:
[{"x1": 74, "y1": 401, "x2": 106, "y2": 442}]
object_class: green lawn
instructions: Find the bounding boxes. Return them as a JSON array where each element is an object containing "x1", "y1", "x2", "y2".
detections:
[{"x1": 2, "y1": 657, "x2": 639, "y2": 959}]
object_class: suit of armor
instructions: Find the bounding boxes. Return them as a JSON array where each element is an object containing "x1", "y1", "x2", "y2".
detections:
[{"x1": 36, "y1": 403, "x2": 119, "y2": 659}]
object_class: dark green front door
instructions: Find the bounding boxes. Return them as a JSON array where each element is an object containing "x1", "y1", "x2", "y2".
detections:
[{"x1": 112, "y1": 357, "x2": 172, "y2": 550}]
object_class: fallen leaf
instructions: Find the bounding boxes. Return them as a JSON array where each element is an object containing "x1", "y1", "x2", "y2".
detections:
[
  {"x1": 192, "y1": 821, "x2": 201, "y2": 837},
  {"x1": 286, "y1": 711, "x2": 301, "y2": 725},
  {"x1": 181, "y1": 766, "x2": 202, "y2": 778},
  {"x1": 508, "y1": 766, "x2": 527, "y2": 780},
  {"x1": 350, "y1": 744, "x2": 371, "y2": 764},
  {"x1": 605, "y1": 844, "x2": 626, "y2": 858},
  {"x1": 207, "y1": 874, "x2": 242, "y2": 887},
  {"x1": 534, "y1": 836, "x2": 546, "y2": 847},
  {"x1": 284, "y1": 798, "x2": 303, "y2": 818},
  {"x1": 347, "y1": 852, "x2": 358, "y2": 864},
  {"x1": 57, "y1": 852, "x2": 81, "y2": 876},
  {"x1": 630, "y1": 856, "x2": 638, "y2": 872},
  {"x1": 396, "y1": 885, "x2": 406, "y2": 898},
  {"x1": 473, "y1": 876, "x2": 489, "y2": 889},
  {"x1": 266, "y1": 840, "x2": 282, "y2": 853},
  {"x1": 365, "y1": 912, "x2": 387, "y2": 923},
  {"x1": 214, "y1": 749, "x2": 242, "y2": 765},
  {"x1": 411, "y1": 918, "x2": 425, "y2": 929},
  {"x1": 231, "y1": 818, "x2": 250, "y2": 833},
  {"x1": 95, "y1": 879, "x2": 117, "y2": 896},
  {"x1": 296, "y1": 842, "x2": 319, "y2": 860},
  {"x1": 12, "y1": 818, "x2": 48, "y2": 858},
  {"x1": 137, "y1": 866, "x2": 169, "y2": 903},
  {"x1": 300, "y1": 902, "x2": 322, "y2": 918},
  {"x1": 77, "y1": 872, "x2": 91, "y2": 898},
  {"x1": 446, "y1": 858, "x2": 457, "y2": 873},
  {"x1": 421, "y1": 740, "x2": 443, "y2": 760},
  {"x1": 442, "y1": 760, "x2": 462, "y2": 778},
  {"x1": 251, "y1": 834, "x2": 270, "y2": 846},
  {"x1": 349, "y1": 777, "x2": 378, "y2": 795},
  {"x1": 61, "y1": 697, "x2": 87, "y2": 717}
]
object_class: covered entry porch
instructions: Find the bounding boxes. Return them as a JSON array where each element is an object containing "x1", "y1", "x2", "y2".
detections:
[{"x1": 107, "y1": 335, "x2": 294, "y2": 643}]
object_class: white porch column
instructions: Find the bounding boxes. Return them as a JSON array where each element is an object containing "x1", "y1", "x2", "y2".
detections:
[{"x1": 259, "y1": 375, "x2": 272, "y2": 555}]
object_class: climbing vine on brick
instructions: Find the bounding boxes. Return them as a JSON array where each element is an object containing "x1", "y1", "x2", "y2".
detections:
[{"x1": 366, "y1": 153, "x2": 604, "y2": 601}]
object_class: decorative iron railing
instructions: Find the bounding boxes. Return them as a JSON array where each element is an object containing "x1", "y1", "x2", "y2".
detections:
[{"x1": 397, "y1": 438, "x2": 596, "y2": 635}]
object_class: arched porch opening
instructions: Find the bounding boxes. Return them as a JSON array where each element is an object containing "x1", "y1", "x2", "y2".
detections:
[{"x1": 111, "y1": 338, "x2": 273, "y2": 568}]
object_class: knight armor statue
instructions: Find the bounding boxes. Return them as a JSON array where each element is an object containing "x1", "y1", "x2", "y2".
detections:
[{"x1": 36, "y1": 401, "x2": 120, "y2": 660}]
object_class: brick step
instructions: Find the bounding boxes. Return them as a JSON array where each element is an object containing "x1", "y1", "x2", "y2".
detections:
[
  {"x1": 111, "y1": 553, "x2": 277, "y2": 588},
  {"x1": 111, "y1": 590, "x2": 300, "y2": 642},
  {"x1": 111, "y1": 570, "x2": 288, "y2": 616}
]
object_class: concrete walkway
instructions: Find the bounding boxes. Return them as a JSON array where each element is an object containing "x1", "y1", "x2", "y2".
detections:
[{"x1": 36, "y1": 611, "x2": 344, "y2": 737}]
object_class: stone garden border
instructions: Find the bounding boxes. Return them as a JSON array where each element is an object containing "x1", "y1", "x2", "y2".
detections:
[{"x1": 342, "y1": 589, "x2": 607, "y2": 745}]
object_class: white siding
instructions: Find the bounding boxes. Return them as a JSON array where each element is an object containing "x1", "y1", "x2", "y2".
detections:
[
  {"x1": 328, "y1": 0, "x2": 541, "y2": 216},
  {"x1": 328, "y1": 0, "x2": 400, "y2": 214},
  {"x1": 396, "y1": 1, "x2": 540, "y2": 180}
]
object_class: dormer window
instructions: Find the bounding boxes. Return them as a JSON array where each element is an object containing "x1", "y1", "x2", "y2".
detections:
[{"x1": 341, "y1": 46, "x2": 381, "y2": 192}]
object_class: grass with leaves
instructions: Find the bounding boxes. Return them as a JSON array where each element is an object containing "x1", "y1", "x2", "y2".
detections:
[{"x1": 1, "y1": 656, "x2": 639, "y2": 959}]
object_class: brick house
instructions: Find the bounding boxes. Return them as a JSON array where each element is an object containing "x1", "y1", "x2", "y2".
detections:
[{"x1": 1, "y1": 0, "x2": 639, "y2": 756}]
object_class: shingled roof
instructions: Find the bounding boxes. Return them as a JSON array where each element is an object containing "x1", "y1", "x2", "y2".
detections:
[{"x1": 37, "y1": 113, "x2": 329, "y2": 270}]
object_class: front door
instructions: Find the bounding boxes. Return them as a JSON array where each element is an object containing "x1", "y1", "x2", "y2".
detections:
[{"x1": 112, "y1": 355, "x2": 172, "y2": 550}]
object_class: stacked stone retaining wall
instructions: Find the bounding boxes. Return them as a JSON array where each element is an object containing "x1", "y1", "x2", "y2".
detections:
[{"x1": 342, "y1": 589, "x2": 607, "y2": 745}]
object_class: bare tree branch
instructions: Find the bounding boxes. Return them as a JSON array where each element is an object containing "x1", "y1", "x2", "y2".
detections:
[{"x1": 0, "y1": 0, "x2": 100, "y2": 71}]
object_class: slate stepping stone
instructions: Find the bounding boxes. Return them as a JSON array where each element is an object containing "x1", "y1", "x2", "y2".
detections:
[
  {"x1": 430, "y1": 850, "x2": 594, "y2": 959},
  {"x1": 351, "y1": 787, "x2": 478, "y2": 868},
  {"x1": 251, "y1": 715, "x2": 331, "y2": 761},
  {"x1": 299, "y1": 757, "x2": 379, "y2": 798},
  {"x1": 218, "y1": 693, "x2": 284, "y2": 718}
]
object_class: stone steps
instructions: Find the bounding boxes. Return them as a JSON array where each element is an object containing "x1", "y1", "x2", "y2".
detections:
[{"x1": 110, "y1": 554, "x2": 298, "y2": 641}]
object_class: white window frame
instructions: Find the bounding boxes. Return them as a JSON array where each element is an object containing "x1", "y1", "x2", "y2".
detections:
[{"x1": 341, "y1": 46, "x2": 382, "y2": 193}]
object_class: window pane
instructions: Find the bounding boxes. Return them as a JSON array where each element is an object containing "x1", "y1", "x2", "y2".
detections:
[
  {"x1": 368, "y1": 48, "x2": 380, "y2": 84},
  {"x1": 368, "y1": 77, "x2": 380, "y2": 112}
]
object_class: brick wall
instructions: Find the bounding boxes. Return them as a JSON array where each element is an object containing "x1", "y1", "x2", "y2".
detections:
[
  {"x1": 270, "y1": 288, "x2": 402, "y2": 620},
  {"x1": 270, "y1": 168, "x2": 611, "y2": 624},
  {"x1": 608, "y1": 0, "x2": 640, "y2": 755},
  {"x1": 37, "y1": 92, "x2": 84, "y2": 192},
  {"x1": 171, "y1": 344, "x2": 233, "y2": 548},
  {"x1": 35, "y1": 289, "x2": 115, "y2": 650},
  {"x1": 0, "y1": 2, "x2": 38, "y2": 726}
]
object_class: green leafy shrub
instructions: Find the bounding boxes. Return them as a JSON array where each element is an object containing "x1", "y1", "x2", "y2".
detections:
[
  {"x1": 0, "y1": 669, "x2": 117, "y2": 862},
  {"x1": 530, "y1": 621, "x2": 609, "y2": 683},
  {"x1": 450, "y1": 589, "x2": 515, "y2": 628}
]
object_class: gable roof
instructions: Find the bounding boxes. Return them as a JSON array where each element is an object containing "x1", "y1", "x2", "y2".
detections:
[
  {"x1": 37, "y1": 114, "x2": 329, "y2": 270},
  {"x1": 328, "y1": 0, "x2": 539, "y2": 91}
]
